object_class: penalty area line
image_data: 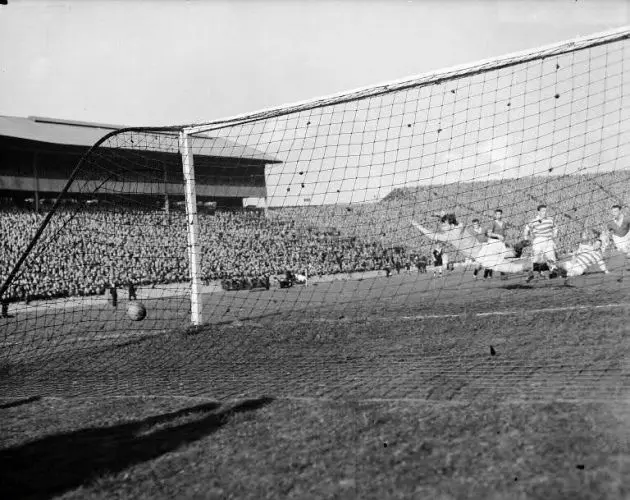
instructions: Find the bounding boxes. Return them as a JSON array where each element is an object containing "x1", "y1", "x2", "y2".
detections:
[
  {"x1": 274, "y1": 302, "x2": 628, "y2": 325},
  {"x1": 278, "y1": 395, "x2": 629, "y2": 405},
  {"x1": 400, "y1": 302, "x2": 629, "y2": 321}
]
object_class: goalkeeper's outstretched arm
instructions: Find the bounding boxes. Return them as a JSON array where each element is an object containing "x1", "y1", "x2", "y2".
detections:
[
  {"x1": 411, "y1": 220, "x2": 448, "y2": 243},
  {"x1": 413, "y1": 219, "x2": 532, "y2": 275}
]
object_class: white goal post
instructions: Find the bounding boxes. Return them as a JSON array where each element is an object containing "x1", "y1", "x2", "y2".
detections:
[{"x1": 179, "y1": 131, "x2": 203, "y2": 325}]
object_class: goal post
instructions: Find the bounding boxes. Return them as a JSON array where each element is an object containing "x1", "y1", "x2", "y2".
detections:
[{"x1": 179, "y1": 131, "x2": 203, "y2": 326}]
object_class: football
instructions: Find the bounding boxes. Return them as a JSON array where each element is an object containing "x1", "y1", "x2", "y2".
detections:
[{"x1": 127, "y1": 301, "x2": 147, "y2": 321}]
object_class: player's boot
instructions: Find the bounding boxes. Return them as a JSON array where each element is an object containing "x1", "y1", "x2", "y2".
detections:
[{"x1": 548, "y1": 264, "x2": 562, "y2": 280}]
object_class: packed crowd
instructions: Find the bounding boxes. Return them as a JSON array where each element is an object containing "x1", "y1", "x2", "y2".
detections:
[
  {"x1": 2, "y1": 171, "x2": 625, "y2": 303},
  {"x1": 0, "y1": 205, "x2": 417, "y2": 303}
]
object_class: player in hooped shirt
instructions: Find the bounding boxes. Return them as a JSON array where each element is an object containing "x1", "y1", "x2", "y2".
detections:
[
  {"x1": 412, "y1": 206, "x2": 619, "y2": 282},
  {"x1": 523, "y1": 204, "x2": 559, "y2": 282},
  {"x1": 562, "y1": 228, "x2": 609, "y2": 279}
]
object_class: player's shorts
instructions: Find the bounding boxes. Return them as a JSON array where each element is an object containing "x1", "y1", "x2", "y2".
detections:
[
  {"x1": 531, "y1": 238, "x2": 556, "y2": 264},
  {"x1": 475, "y1": 240, "x2": 511, "y2": 268},
  {"x1": 441, "y1": 254, "x2": 449, "y2": 272},
  {"x1": 563, "y1": 260, "x2": 587, "y2": 278},
  {"x1": 611, "y1": 232, "x2": 630, "y2": 255}
]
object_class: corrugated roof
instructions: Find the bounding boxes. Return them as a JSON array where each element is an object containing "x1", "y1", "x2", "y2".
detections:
[{"x1": 0, "y1": 115, "x2": 281, "y2": 163}]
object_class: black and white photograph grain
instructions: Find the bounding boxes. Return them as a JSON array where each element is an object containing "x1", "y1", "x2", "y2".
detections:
[{"x1": 1, "y1": 0, "x2": 629, "y2": 498}]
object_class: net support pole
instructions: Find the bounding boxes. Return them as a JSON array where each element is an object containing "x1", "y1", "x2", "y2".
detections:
[{"x1": 179, "y1": 131, "x2": 203, "y2": 326}]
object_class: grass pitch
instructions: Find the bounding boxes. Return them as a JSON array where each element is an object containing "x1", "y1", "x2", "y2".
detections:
[{"x1": 1, "y1": 266, "x2": 629, "y2": 499}]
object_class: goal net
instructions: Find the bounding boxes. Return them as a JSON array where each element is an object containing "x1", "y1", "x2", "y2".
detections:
[{"x1": 1, "y1": 27, "x2": 629, "y2": 393}]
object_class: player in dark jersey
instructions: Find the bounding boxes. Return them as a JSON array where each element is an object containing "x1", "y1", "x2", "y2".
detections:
[
  {"x1": 470, "y1": 219, "x2": 491, "y2": 279},
  {"x1": 432, "y1": 245, "x2": 445, "y2": 278},
  {"x1": 486, "y1": 209, "x2": 509, "y2": 280},
  {"x1": 607, "y1": 204, "x2": 630, "y2": 256},
  {"x1": 487, "y1": 209, "x2": 507, "y2": 242}
]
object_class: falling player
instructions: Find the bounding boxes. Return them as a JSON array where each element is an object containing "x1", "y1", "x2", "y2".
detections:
[
  {"x1": 560, "y1": 228, "x2": 609, "y2": 280},
  {"x1": 523, "y1": 204, "x2": 559, "y2": 282},
  {"x1": 412, "y1": 214, "x2": 529, "y2": 274}
]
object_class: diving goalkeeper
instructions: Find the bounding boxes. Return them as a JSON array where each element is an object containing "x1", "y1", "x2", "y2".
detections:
[{"x1": 412, "y1": 213, "x2": 531, "y2": 274}]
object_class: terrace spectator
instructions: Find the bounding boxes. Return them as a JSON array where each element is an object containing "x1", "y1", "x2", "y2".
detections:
[
  {"x1": 110, "y1": 284, "x2": 118, "y2": 309},
  {"x1": 128, "y1": 282, "x2": 137, "y2": 301},
  {"x1": 2, "y1": 173, "x2": 620, "y2": 303},
  {"x1": 0, "y1": 204, "x2": 412, "y2": 301}
]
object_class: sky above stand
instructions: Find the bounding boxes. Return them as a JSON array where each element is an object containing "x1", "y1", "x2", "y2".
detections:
[
  {"x1": 1, "y1": 0, "x2": 628, "y2": 127},
  {"x1": 1, "y1": 0, "x2": 629, "y2": 206}
]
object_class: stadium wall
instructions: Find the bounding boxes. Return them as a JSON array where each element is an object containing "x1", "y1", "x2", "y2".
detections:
[{"x1": 0, "y1": 116, "x2": 277, "y2": 208}]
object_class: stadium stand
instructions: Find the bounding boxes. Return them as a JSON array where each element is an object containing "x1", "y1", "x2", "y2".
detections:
[
  {"x1": 0, "y1": 203, "x2": 416, "y2": 303},
  {"x1": 2, "y1": 170, "x2": 628, "y2": 303}
]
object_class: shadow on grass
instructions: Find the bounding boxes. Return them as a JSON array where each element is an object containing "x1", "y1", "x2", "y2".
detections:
[
  {"x1": 500, "y1": 284, "x2": 534, "y2": 290},
  {"x1": 0, "y1": 396, "x2": 273, "y2": 500},
  {"x1": 0, "y1": 395, "x2": 42, "y2": 410}
]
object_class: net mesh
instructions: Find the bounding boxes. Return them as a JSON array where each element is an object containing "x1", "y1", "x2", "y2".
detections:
[{"x1": 1, "y1": 28, "x2": 629, "y2": 398}]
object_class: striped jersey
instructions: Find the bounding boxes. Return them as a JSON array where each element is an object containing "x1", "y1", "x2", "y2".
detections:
[
  {"x1": 527, "y1": 217, "x2": 555, "y2": 241},
  {"x1": 573, "y1": 242, "x2": 606, "y2": 271}
]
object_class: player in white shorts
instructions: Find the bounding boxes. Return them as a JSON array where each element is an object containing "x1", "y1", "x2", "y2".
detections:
[
  {"x1": 412, "y1": 213, "x2": 527, "y2": 274},
  {"x1": 523, "y1": 204, "x2": 559, "y2": 282},
  {"x1": 607, "y1": 204, "x2": 630, "y2": 256}
]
